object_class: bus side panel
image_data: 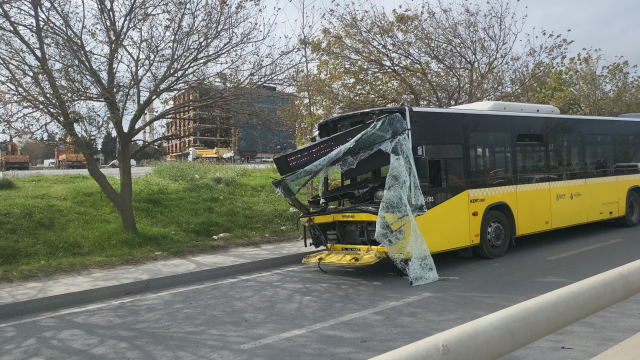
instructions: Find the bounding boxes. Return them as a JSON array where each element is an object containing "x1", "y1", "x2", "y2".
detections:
[
  {"x1": 550, "y1": 180, "x2": 587, "y2": 228},
  {"x1": 586, "y1": 177, "x2": 619, "y2": 221},
  {"x1": 416, "y1": 191, "x2": 470, "y2": 253},
  {"x1": 516, "y1": 182, "x2": 551, "y2": 235},
  {"x1": 617, "y1": 174, "x2": 640, "y2": 215},
  {"x1": 468, "y1": 186, "x2": 518, "y2": 243}
]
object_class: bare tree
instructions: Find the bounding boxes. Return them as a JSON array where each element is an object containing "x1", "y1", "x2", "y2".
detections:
[
  {"x1": 277, "y1": 0, "x2": 324, "y2": 142},
  {"x1": 0, "y1": 0, "x2": 294, "y2": 232}
]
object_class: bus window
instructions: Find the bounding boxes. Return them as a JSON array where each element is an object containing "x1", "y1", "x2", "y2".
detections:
[
  {"x1": 585, "y1": 135, "x2": 614, "y2": 176},
  {"x1": 545, "y1": 131, "x2": 581, "y2": 179},
  {"x1": 414, "y1": 145, "x2": 462, "y2": 189},
  {"x1": 516, "y1": 145, "x2": 547, "y2": 182},
  {"x1": 469, "y1": 132, "x2": 512, "y2": 187},
  {"x1": 428, "y1": 159, "x2": 444, "y2": 188},
  {"x1": 615, "y1": 134, "x2": 640, "y2": 173}
]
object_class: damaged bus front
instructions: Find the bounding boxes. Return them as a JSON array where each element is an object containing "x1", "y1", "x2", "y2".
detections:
[{"x1": 272, "y1": 107, "x2": 439, "y2": 285}]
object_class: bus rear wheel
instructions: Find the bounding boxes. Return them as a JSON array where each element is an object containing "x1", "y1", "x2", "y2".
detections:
[
  {"x1": 617, "y1": 191, "x2": 640, "y2": 227},
  {"x1": 473, "y1": 210, "x2": 510, "y2": 259}
]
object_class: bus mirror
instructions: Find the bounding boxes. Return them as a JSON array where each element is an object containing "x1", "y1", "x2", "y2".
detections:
[{"x1": 415, "y1": 156, "x2": 429, "y2": 179}]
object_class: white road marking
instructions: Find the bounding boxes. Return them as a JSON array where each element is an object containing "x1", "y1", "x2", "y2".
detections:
[
  {"x1": 238, "y1": 292, "x2": 433, "y2": 350},
  {"x1": 0, "y1": 266, "x2": 303, "y2": 328},
  {"x1": 547, "y1": 239, "x2": 623, "y2": 260}
]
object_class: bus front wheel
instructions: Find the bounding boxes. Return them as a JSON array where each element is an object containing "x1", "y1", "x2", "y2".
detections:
[
  {"x1": 617, "y1": 191, "x2": 640, "y2": 227},
  {"x1": 473, "y1": 210, "x2": 510, "y2": 259}
]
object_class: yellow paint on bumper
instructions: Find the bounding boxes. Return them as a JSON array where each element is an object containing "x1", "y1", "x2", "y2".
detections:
[{"x1": 302, "y1": 250, "x2": 384, "y2": 266}]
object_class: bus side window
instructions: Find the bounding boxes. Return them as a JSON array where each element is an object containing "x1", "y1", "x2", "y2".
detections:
[
  {"x1": 585, "y1": 134, "x2": 614, "y2": 177},
  {"x1": 469, "y1": 132, "x2": 512, "y2": 187}
]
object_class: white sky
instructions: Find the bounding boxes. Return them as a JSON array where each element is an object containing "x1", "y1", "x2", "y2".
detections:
[
  {"x1": 522, "y1": 0, "x2": 640, "y2": 66},
  {"x1": 278, "y1": 0, "x2": 640, "y2": 67}
]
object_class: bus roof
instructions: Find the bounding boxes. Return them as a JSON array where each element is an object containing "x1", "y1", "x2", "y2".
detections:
[
  {"x1": 450, "y1": 101, "x2": 560, "y2": 114},
  {"x1": 619, "y1": 113, "x2": 640, "y2": 119},
  {"x1": 415, "y1": 106, "x2": 640, "y2": 122}
]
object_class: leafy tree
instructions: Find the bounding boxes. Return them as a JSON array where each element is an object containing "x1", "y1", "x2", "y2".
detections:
[
  {"x1": 101, "y1": 132, "x2": 118, "y2": 164},
  {"x1": 17, "y1": 138, "x2": 46, "y2": 164},
  {"x1": 533, "y1": 50, "x2": 640, "y2": 116}
]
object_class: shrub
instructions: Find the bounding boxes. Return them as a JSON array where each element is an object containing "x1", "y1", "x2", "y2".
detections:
[{"x1": 0, "y1": 178, "x2": 15, "y2": 190}]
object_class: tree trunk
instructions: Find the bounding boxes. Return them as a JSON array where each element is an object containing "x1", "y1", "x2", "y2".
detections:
[
  {"x1": 113, "y1": 195, "x2": 137, "y2": 233},
  {"x1": 117, "y1": 140, "x2": 138, "y2": 232},
  {"x1": 85, "y1": 139, "x2": 138, "y2": 233}
]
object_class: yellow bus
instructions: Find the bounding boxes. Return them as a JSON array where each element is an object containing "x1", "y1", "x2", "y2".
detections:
[{"x1": 273, "y1": 102, "x2": 640, "y2": 266}]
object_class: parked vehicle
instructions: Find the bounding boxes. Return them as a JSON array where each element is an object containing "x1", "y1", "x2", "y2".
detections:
[
  {"x1": 0, "y1": 139, "x2": 29, "y2": 170},
  {"x1": 56, "y1": 137, "x2": 87, "y2": 169}
]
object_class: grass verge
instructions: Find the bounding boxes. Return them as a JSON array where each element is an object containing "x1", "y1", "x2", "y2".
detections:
[{"x1": 0, "y1": 163, "x2": 301, "y2": 283}]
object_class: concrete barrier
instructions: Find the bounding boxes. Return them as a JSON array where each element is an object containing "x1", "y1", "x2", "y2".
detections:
[{"x1": 371, "y1": 259, "x2": 640, "y2": 360}]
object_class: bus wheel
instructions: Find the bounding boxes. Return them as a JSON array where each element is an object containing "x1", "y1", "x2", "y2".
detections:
[
  {"x1": 473, "y1": 210, "x2": 510, "y2": 259},
  {"x1": 617, "y1": 192, "x2": 640, "y2": 227}
]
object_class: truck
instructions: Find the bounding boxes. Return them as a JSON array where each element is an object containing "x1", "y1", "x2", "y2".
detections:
[
  {"x1": 187, "y1": 147, "x2": 233, "y2": 162},
  {"x1": 0, "y1": 139, "x2": 30, "y2": 171},
  {"x1": 55, "y1": 143, "x2": 87, "y2": 169}
]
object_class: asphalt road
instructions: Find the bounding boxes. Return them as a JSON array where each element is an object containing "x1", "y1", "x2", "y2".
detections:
[{"x1": 1, "y1": 221, "x2": 639, "y2": 360}]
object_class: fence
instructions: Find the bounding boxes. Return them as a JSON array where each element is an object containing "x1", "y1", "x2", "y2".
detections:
[{"x1": 371, "y1": 259, "x2": 640, "y2": 360}]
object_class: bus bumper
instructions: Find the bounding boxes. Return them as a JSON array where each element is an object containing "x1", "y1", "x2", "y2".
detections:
[{"x1": 302, "y1": 249, "x2": 384, "y2": 266}]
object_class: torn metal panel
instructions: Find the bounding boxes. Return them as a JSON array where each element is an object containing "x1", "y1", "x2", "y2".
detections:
[{"x1": 273, "y1": 113, "x2": 438, "y2": 285}]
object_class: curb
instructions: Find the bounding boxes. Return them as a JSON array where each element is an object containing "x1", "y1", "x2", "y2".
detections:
[{"x1": 0, "y1": 249, "x2": 316, "y2": 322}]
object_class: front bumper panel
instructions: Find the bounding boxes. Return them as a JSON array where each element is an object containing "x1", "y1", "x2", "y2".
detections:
[{"x1": 302, "y1": 250, "x2": 384, "y2": 266}]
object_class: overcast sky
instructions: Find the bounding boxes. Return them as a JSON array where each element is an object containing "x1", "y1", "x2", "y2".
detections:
[
  {"x1": 523, "y1": 0, "x2": 640, "y2": 66},
  {"x1": 279, "y1": 0, "x2": 640, "y2": 67}
]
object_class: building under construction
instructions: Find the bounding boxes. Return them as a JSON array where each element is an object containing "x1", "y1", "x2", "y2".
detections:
[{"x1": 164, "y1": 85, "x2": 295, "y2": 162}]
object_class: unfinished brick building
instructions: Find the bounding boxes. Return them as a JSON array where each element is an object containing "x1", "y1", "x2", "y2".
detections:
[{"x1": 165, "y1": 85, "x2": 295, "y2": 161}]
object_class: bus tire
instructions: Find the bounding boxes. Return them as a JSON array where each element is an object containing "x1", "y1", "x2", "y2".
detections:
[
  {"x1": 473, "y1": 210, "x2": 510, "y2": 259},
  {"x1": 617, "y1": 191, "x2": 640, "y2": 227}
]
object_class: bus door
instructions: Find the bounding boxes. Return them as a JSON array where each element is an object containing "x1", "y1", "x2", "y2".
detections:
[
  {"x1": 414, "y1": 146, "x2": 470, "y2": 253},
  {"x1": 516, "y1": 137, "x2": 552, "y2": 234},
  {"x1": 547, "y1": 133, "x2": 588, "y2": 228},
  {"x1": 584, "y1": 135, "x2": 618, "y2": 221}
]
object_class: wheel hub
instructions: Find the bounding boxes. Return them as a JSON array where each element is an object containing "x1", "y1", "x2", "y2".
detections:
[
  {"x1": 629, "y1": 198, "x2": 639, "y2": 222},
  {"x1": 487, "y1": 220, "x2": 506, "y2": 248}
]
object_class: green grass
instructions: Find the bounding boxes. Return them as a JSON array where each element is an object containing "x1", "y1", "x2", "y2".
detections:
[{"x1": 0, "y1": 163, "x2": 301, "y2": 282}]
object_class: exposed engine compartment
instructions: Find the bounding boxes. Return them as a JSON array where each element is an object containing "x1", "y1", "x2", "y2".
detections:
[{"x1": 310, "y1": 220, "x2": 378, "y2": 247}]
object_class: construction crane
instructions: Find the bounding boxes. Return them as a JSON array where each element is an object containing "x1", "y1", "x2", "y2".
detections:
[{"x1": 55, "y1": 136, "x2": 87, "y2": 169}]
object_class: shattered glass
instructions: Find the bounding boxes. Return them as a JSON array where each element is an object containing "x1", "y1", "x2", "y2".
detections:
[{"x1": 274, "y1": 113, "x2": 439, "y2": 286}]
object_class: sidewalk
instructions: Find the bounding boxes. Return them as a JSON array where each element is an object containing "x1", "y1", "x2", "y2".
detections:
[
  {"x1": 591, "y1": 331, "x2": 640, "y2": 360},
  {"x1": 0, "y1": 240, "x2": 315, "y2": 321}
]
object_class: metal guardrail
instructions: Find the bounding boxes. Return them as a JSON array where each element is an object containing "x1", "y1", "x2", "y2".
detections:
[{"x1": 371, "y1": 259, "x2": 640, "y2": 360}]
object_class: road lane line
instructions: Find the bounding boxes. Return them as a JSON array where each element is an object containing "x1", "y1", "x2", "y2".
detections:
[
  {"x1": 547, "y1": 239, "x2": 622, "y2": 260},
  {"x1": 0, "y1": 266, "x2": 303, "y2": 328},
  {"x1": 239, "y1": 292, "x2": 433, "y2": 350}
]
